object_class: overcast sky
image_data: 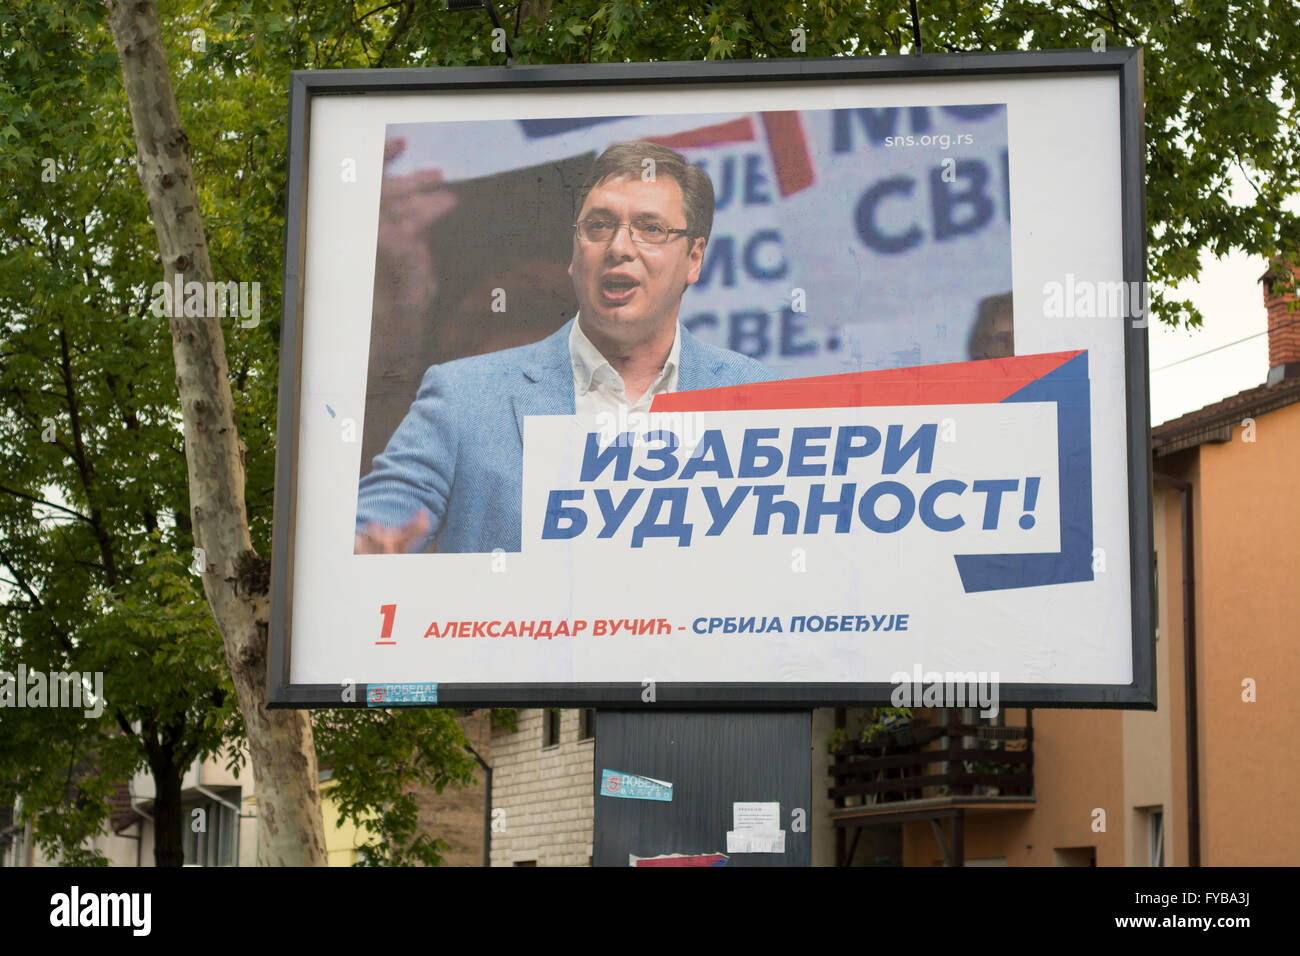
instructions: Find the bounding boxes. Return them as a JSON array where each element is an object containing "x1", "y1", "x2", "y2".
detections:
[
  {"x1": 1148, "y1": 247, "x2": 1271, "y2": 426},
  {"x1": 1145, "y1": 167, "x2": 1293, "y2": 426}
]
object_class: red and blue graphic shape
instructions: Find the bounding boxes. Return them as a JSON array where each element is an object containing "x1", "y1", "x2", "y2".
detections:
[
  {"x1": 653, "y1": 350, "x2": 1094, "y2": 594},
  {"x1": 632, "y1": 853, "x2": 729, "y2": 867},
  {"x1": 519, "y1": 111, "x2": 816, "y2": 198}
]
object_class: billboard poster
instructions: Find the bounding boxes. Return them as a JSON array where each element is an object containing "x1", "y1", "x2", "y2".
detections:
[{"x1": 271, "y1": 53, "x2": 1152, "y2": 707}]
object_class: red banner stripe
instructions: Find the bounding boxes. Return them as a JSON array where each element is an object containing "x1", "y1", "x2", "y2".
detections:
[
  {"x1": 761, "y1": 111, "x2": 815, "y2": 196},
  {"x1": 652, "y1": 351, "x2": 1085, "y2": 412},
  {"x1": 634, "y1": 854, "x2": 729, "y2": 867},
  {"x1": 648, "y1": 116, "x2": 756, "y2": 149}
]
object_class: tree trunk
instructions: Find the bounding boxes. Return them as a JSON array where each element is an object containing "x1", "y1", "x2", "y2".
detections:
[
  {"x1": 518, "y1": 0, "x2": 554, "y2": 25},
  {"x1": 106, "y1": 0, "x2": 327, "y2": 866},
  {"x1": 150, "y1": 755, "x2": 185, "y2": 867}
]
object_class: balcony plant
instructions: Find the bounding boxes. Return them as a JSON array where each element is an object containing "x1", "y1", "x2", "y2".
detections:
[{"x1": 860, "y1": 707, "x2": 914, "y2": 747}]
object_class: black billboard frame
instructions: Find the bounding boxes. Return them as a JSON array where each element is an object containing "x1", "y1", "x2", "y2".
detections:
[{"x1": 269, "y1": 49, "x2": 1154, "y2": 711}]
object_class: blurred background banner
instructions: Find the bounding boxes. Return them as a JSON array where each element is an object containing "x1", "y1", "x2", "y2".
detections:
[{"x1": 362, "y1": 105, "x2": 1012, "y2": 474}]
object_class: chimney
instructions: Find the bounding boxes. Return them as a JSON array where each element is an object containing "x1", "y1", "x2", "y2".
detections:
[{"x1": 1262, "y1": 260, "x2": 1300, "y2": 385}]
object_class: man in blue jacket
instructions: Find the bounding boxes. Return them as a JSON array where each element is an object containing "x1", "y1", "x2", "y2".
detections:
[{"x1": 355, "y1": 140, "x2": 775, "y2": 554}]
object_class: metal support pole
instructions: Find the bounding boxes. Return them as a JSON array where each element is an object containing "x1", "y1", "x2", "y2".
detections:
[
  {"x1": 464, "y1": 743, "x2": 493, "y2": 868},
  {"x1": 1154, "y1": 472, "x2": 1200, "y2": 867},
  {"x1": 593, "y1": 711, "x2": 812, "y2": 867}
]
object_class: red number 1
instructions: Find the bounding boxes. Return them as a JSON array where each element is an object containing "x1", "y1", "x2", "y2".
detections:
[{"x1": 377, "y1": 604, "x2": 397, "y2": 645}]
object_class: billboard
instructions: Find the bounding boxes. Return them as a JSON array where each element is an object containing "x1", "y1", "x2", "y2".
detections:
[{"x1": 270, "y1": 52, "x2": 1152, "y2": 708}]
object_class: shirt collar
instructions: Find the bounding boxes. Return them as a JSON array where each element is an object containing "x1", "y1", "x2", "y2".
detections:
[{"x1": 569, "y1": 314, "x2": 681, "y2": 397}]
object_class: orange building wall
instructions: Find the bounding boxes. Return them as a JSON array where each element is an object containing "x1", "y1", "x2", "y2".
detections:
[
  {"x1": 1193, "y1": 401, "x2": 1300, "y2": 865},
  {"x1": 886, "y1": 400, "x2": 1300, "y2": 867},
  {"x1": 900, "y1": 708, "x2": 1129, "y2": 866},
  {"x1": 1150, "y1": 478, "x2": 1189, "y2": 867}
]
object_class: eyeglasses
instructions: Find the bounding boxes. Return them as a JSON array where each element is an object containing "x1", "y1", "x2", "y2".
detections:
[{"x1": 574, "y1": 217, "x2": 691, "y2": 245}]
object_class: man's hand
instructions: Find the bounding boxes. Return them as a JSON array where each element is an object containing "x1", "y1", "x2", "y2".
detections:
[
  {"x1": 375, "y1": 137, "x2": 457, "y2": 310},
  {"x1": 354, "y1": 510, "x2": 431, "y2": 554}
]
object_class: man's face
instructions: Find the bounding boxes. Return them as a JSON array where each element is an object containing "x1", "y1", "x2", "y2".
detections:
[
  {"x1": 970, "y1": 305, "x2": 1015, "y2": 360},
  {"x1": 568, "y1": 173, "x2": 705, "y2": 344}
]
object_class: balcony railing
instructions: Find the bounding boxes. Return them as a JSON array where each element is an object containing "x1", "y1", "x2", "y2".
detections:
[{"x1": 829, "y1": 719, "x2": 1034, "y2": 808}]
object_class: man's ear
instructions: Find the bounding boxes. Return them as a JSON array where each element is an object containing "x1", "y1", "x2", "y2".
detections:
[{"x1": 684, "y1": 236, "x2": 706, "y2": 286}]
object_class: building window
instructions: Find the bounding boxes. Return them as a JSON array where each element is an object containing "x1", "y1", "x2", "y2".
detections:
[
  {"x1": 182, "y1": 791, "x2": 240, "y2": 867},
  {"x1": 1149, "y1": 809, "x2": 1165, "y2": 867},
  {"x1": 1052, "y1": 846, "x2": 1096, "y2": 866},
  {"x1": 542, "y1": 708, "x2": 561, "y2": 748},
  {"x1": 578, "y1": 709, "x2": 595, "y2": 742},
  {"x1": 514, "y1": 859, "x2": 537, "y2": 867}
]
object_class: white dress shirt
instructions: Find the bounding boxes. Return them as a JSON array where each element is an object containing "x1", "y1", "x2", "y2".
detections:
[{"x1": 570, "y1": 315, "x2": 681, "y2": 418}]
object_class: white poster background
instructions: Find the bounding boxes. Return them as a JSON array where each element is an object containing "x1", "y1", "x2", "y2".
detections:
[{"x1": 289, "y1": 72, "x2": 1131, "y2": 690}]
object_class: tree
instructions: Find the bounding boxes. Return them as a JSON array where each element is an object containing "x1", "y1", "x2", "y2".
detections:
[
  {"x1": 313, "y1": 708, "x2": 480, "y2": 866},
  {"x1": 0, "y1": 0, "x2": 240, "y2": 867},
  {"x1": 1, "y1": 0, "x2": 506, "y2": 868},
  {"x1": 105, "y1": 0, "x2": 329, "y2": 865}
]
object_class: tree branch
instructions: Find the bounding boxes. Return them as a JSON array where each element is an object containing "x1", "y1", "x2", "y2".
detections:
[
  {"x1": 0, "y1": 484, "x2": 93, "y2": 524},
  {"x1": 0, "y1": 547, "x2": 44, "y2": 609},
  {"x1": 373, "y1": 0, "x2": 416, "y2": 69},
  {"x1": 56, "y1": 325, "x2": 119, "y2": 587}
]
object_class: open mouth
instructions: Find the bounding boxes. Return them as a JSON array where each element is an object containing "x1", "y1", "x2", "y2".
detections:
[{"x1": 600, "y1": 275, "x2": 638, "y2": 304}]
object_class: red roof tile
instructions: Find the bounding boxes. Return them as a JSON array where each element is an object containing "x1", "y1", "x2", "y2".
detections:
[{"x1": 1152, "y1": 376, "x2": 1300, "y2": 456}]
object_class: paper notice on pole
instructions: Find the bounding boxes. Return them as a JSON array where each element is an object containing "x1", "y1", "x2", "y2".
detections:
[
  {"x1": 732, "y1": 802, "x2": 781, "y2": 831},
  {"x1": 726, "y1": 830, "x2": 786, "y2": 853},
  {"x1": 727, "y1": 801, "x2": 785, "y2": 853}
]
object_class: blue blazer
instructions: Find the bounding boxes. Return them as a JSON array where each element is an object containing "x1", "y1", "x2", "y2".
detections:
[{"x1": 356, "y1": 317, "x2": 776, "y2": 553}]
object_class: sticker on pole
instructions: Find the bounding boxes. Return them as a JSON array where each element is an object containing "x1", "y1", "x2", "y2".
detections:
[
  {"x1": 366, "y1": 682, "x2": 438, "y2": 706},
  {"x1": 601, "y1": 769, "x2": 673, "y2": 802}
]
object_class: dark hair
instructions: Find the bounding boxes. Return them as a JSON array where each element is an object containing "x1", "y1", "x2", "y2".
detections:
[{"x1": 575, "y1": 141, "x2": 714, "y2": 242}]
